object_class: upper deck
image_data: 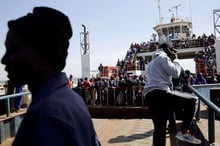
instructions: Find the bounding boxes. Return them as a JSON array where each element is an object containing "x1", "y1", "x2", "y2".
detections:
[{"x1": 154, "y1": 20, "x2": 192, "y2": 41}]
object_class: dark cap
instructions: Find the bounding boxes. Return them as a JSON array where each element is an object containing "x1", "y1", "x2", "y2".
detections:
[
  {"x1": 8, "y1": 6, "x2": 73, "y2": 70},
  {"x1": 8, "y1": 6, "x2": 72, "y2": 41}
]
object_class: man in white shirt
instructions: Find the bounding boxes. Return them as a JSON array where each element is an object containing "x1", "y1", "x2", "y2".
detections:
[{"x1": 143, "y1": 43, "x2": 201, "y2": 146}]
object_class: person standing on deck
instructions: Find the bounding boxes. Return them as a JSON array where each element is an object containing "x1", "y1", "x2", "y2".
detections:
[
  {"x1": 1, "y1": 6, "x2": 100, "y2": 146},
  {"x1": 14, "y1": 85, "x2": 24, "y2": 112},
  {"x1": 195, "y1": 72, "x2": 207, "y2": 84},
  {"x1": 82, "y1": 77, "x2": 91, "y2": 104},
  {"x1": 143, "y1": 43, "x2": 201, "y2": 146},
  {"x1": 67, "y1": 74, "x2": 73, "y2": 89}
]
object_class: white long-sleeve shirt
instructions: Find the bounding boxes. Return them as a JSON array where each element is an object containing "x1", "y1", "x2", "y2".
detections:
[{"x1": 143, "y1": 51, "x2": 182, "y2": 96}]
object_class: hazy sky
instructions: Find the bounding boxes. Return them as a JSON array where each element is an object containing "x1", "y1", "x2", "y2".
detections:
[{"x1": 0, "y1": 0, "x2": 219, "y2": 80}]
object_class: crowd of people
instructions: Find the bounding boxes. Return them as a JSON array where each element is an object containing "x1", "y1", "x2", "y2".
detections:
[
  {"x1": 75, "y1": 75, "x2": 145, "y2": 106},
  {"x1": 71, "y1": 31, "x2": 220, "y2": 109},
  {"x1": 115, "y1": 33, "x2": 217, "y2": 82},
  {"x1": 1, "y1": 4, "x2": 219, "y2": 145},
  {"x1": 67, "y1": 37, "x2": 220, "y2": 145},
  {"x1": 195, "y1": 39, "x2": 217, "y2": 79},
  {"x1": 73, "y1": 66, "x2": 219, "y2": 107}
]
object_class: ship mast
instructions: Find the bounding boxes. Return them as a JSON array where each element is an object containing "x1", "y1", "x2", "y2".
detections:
[
  {"x1": 80, "y1": 24, "x2": 90, "y2": 78},
  {"x1": 213, "y1": 9, "x2": 220, "y2": 39},
  {"x1": 170, "y1": 4, "x2": 181, "y2": 21},
  {"x1": 153, "y1": 2, "x2": 192, "y2": 41},
  {"x1": 157, "y1": 0, "x2": 162, "y2": 24}
]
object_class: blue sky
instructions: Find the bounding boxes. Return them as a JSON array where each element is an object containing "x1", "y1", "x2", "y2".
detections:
[{"x1": 0, "y1": 0, "x2": 219, "y2": 80}]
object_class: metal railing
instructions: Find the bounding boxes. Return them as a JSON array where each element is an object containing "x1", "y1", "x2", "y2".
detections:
[
  {"x1": 0, "y1": 92, "x2": 30, "y2": 117},
  {"x1": 189, "y1": 84, "x2": 220, "y2": 145},
  {"x1": 74, "y1": 86, "x2": 144, "y2": 106},
  {"x1": 1, "y1": 84, "x2": 220, "y2": 144},
  {"x1": 79, "y1": 84, "x2": 220, "y2": 144}
]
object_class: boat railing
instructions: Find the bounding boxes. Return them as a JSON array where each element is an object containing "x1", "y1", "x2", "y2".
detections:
[
  {"x1": 73, "y1": 86, "x2": 145, "y2": 106},
  {"x1": 0, "y1": 86, "x2": 146, "y2": 118},
  {"x1": 138, "y1": 38, "x2": 212, "y2": 53},
  {"x1": 189, "y1": 84, "x2": 220, "y2": 144},
  {"x1": 1, "y1": 84, "x2": 220, "y2": 144},
  {"x1": 79, "y1": 84, "x2": 220, "y2": 144},
  {"x1": 0, "y1": 91, "x2": 31, "y2": 117}
]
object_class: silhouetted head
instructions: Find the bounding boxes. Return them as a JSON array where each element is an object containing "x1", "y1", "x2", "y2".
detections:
[
  {"x1": 1, "y1": 7, "x2": 72, "y2": 88},
  {"x1": 7, "y1": 6, "x2": 72, "y2": 71}
]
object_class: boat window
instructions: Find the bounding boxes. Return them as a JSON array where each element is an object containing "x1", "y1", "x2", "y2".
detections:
[
  {"x1": 174, "y1": 26, "x2": 180, "y2": 33},
  {"x1": 162, "y1": 28, "x2": 168, "y2": 36},
  {"x1": 182, "y1": 25, "x2": 189, "y2": 33},
  {"x1": 157, "y1": 29, "x2": 162, "y2": 36},
  {"x1": 168, "y1": 27, "x2": 174, "y2": 34}
]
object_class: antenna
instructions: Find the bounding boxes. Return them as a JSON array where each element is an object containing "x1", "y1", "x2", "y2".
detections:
[
  {"x1": 80, "y1": 24, "x2": 90, "y2": 78},
  {"x1": 213, "y1": 9, "x2": 220, "y2": 39},
  {"x1": 189, "y1": 0, "x2": 193, "y2": 34},
  {"x1": 170, "y1": 4, "x2": 181, "y2": 21},
  {"x1": 157, "y1": 0, "x2": 162, "y2": 24},
  {"x1": 81, "y1": 24, "x2": 88, "y2": 55}
]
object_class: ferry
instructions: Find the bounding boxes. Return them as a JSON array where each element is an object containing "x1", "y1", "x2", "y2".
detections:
[
  {"x1": 86, "y1": 3, "x2": 220, "y2": 120},
  {"x1": 114, "y1": 5, "x2": 219, "y2": 81},
  {"x1": 0, "y1": 4, "x2": 220, "y2": 146}
]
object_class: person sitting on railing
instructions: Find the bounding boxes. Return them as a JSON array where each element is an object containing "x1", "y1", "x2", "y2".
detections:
[
  {"x1": 143, "y1": 42, "x2": 201, "y2": 145},
  {"x1": 181, "y1": 70, "x2": 195, "y2": 92},
  {"x1": 1, "y1": 7, "x2": 100, "y2": 146}
]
